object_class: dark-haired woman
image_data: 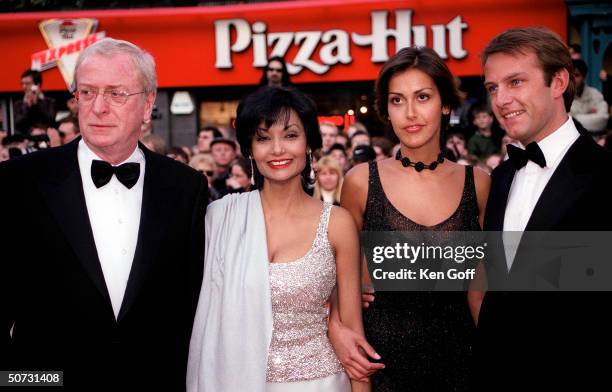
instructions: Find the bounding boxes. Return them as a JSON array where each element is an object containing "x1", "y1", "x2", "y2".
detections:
[
  {"x1": 187, "y1": 87, "x2": 370, "y2": 392},
  {"x1": 331, "y1": 47, "x2": 490, "y2": 391}
]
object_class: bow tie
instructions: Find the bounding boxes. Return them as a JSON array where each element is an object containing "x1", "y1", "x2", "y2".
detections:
[
  {"x1": 507, "y1": 142, "x2": 546, "y2": 169},
  {"x1": 91, "y1": 160, "x2": 140, "y2": 189}
]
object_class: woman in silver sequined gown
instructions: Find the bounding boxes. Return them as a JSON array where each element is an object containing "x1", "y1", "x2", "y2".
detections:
[
  {"x1": 330, "y1": 47, "x2": 491, "y2": 391},
  {"x1": 188, "y1": 87, "x2": 371, "y2": 392}
]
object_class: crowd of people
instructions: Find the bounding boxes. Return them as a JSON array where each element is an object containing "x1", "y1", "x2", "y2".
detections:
[
  {"x1": 2, "y1": 41, "x2": 612, "y2": 200},
  {"x1": 2, "y1": 26, "x2": 612, "y2": 392}
]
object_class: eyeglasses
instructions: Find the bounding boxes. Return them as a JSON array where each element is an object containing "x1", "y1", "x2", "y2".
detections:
[
  {"x1": 267, "y1": 67, "x2": 283, "y2": 73},
  {"x1": 74, "y1": 88, "x2": 145, "y2": 107},
  {"x1": 198, "y1": 170, "x2": 215, "y2": 177}
]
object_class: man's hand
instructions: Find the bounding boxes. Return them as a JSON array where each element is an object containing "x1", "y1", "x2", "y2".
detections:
[
  {"x1": 362, "y1": 292, "x2": 375, "y2": 309},
  {"x1": 328, "y1": 318, "x2": 384, "y2": 381},
  {"x1": 361, "y1": 282, "x2": 375, "y2": 309},
  {"x1": 24, "y1": 91, "x2": 38, "y2": 107},
  {"x1": 225, "y1": 176, "x2": 242, "y2": 190}
]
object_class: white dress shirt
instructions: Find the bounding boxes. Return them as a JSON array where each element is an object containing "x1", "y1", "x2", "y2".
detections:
[
  {"x1": 78, "y1": 139, "x2": 145, "y2": 318},
  {"x1": 503, "y1": 117, "x2": 580, "y2": 269}
]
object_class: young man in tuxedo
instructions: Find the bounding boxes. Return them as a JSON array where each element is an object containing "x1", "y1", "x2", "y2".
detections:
[
  {"x1": 0, "y1": 39, "x2": 208, "y2": 390},
  {"x1": 474, "y1": 27, "x2": 612, "y2": 390}
]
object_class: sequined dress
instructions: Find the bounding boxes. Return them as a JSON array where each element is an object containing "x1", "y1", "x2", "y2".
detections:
[
  {"x1": 363, "y1": 162, "x2": 479, "y2": 391},
  {"x1": 266, "y1": 202, "x2": 350, "y2": 391}
]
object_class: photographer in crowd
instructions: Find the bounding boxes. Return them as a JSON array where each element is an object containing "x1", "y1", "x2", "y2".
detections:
[{"x1": 13, "y1": 69, "x2": 57, "y2": 135}]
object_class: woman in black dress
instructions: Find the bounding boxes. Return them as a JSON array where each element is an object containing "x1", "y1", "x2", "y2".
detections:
[{"x1": 334, "y1": 47, "x2": 490, "y2": 391}]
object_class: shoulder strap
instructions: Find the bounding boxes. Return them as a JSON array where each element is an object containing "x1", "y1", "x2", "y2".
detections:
[
  {"x1": 464, "y1": 165, "x2": 480, "y2": 212},
  {"x1": 365, "y1": 161, "x2": 383, "y2": 214},
  {"x1": 316, "y1": 202, "x2": 333, "y2": 242}
]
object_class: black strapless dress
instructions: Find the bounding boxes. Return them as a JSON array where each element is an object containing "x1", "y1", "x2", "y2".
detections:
[{"x1": 363, "y1": 161, "x2": 480, "y2": 392}]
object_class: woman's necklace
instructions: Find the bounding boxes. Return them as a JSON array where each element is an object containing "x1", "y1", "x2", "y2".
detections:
[{"x1": 395, "y1": 149, "x2": 445, "y2": 172}]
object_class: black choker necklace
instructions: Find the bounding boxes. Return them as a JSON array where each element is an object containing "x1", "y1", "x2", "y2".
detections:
[{"x1": 395, "y1": 150, "x2": 445, "y2": 172}]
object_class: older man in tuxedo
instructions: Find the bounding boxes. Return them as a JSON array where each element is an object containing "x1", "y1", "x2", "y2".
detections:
[
  {"x1": 0, "y1": 39, "x2": 208, "y2": 390},
  {"x1": 474, "y1": 28, "x2": 612, "y2": 390}
]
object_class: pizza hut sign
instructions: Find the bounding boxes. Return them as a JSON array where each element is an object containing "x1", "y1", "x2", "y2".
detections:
[{"x1": 215, "y1": 9, "x2": 468, "y2": 75}]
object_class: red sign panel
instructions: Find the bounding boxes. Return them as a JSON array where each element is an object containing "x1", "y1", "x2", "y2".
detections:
[{"x1": 0, "y1": 0, "x2": 567, "y2": 92}]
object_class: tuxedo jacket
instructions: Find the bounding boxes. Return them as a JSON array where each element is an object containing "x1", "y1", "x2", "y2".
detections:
[
  {"x1": 0, "y1": 139, "x2": 208, "y2": 391},
  {"x1": 475, "y1": 133, "x2": 612, "y2": 389}
]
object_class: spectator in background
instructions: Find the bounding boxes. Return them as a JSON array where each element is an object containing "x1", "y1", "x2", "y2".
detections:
[
  {"x1": 599, "y1": 69, "x2": 612, "y2": 108},
  {"x1": 56, "y1": 93, "x2": 80, "y2": 123},
  {"x1": 313, "y1": 155, "x2": 344, "y2": 205},
  {"x1": 569, "y1": 43, "x2": 581, "y2": 60},
  {"x1": 221, "y1": 156, "x2": 252, "y2": 195},
  {"x1": 26, "y1": 122, "x2": 51, "y2": 152},
  {"x1": 349, "y1": 130, "x2": 371, "y2": 158},
  {"x1": 66, "y1": 94, "x2": 79, "y2": 119},
  {"x1": 445, "y1": 132, "x2": 469, "y2": 163},
  {"x1": 13, "y1": 69, "x2": 57, "y2": 135},
  {"x1": 448, "y1": 76, "x2": 476, "y2": 134},
  {"x1": 210, "y1": 137, "x2": 237, "y2": 195},
  {"x1": 499, "y1": 133, "x2": 517, "y2": 157},
  {"x1": 0, "y1": 131, "x2": 8, "y2": 161},
  {"x1": 189, "y1": 153, "x2": 218, "y2": 201},
  {"x1": 167, "y1": 146, "x2": 189, "y2": 164},
  {"x1": 327, "y1": 143, "x2": 350, "y2": 173},
  {"x1": 604, "y1": 131, "x2": 612, "y2": 151},
  {"x1": 335, "y1": 132, "x2": 349, "y2": 148},
  {"x1": 320, "y1": 121, "x2": 339, "y2": 154},
  {"x1": 0, "y1": 145, "x2": 8, "y2": 162},
  {"x1": 58, "y1": 117, "x2": 80, "y2": 145},
  {"x1": 259, "y1": 56, "x2": 292, "y2": 88},
  {"x1": 1, "y1": 134, "x2": 28, "y2": 158},
  {"x1": 46, "y1": 127, "x2": 62, "y2": 148},
  {"x1": 485, "y1": 153, "x2": 502, "y2": 171},
  {"x1": 371, "y1": 136, "x2": 393, "y2": 161},
  {"x1": 467, "y1": 105, "x2": 498, "y2": 158},
  {"x1": 141, "y1": 133, "x2": 168, "y2": 154},
  {"x1": 346, "y1": 121, "x2": 368, "y2": 139},
  {"x1": 181, "y1": 146, "x2": 193, "y2": 161},
  {"x1": 570, "y1": 59, "x2": 609, "y2": 133},
  {"x1": 194, "y1": 125, "x2": 222, "y2": 154},
  {"x1": 351, "y1": 144, "x2": 376, "y2": 165}
]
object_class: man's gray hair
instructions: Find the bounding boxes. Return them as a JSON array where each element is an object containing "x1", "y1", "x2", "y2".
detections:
[{"x1": 72, "y1": 38, "x2": 157, "y2": 94}]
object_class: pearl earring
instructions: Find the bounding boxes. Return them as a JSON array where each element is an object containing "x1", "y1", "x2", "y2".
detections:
[
  {"x1": 249, "y1": 156, "x2": 255, "y2": 186},
  {"x1": 308, "y1": 149, "x2": 315, "y2": 180}
]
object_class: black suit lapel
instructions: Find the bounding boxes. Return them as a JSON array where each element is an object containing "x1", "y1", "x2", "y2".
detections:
[
  {"x1": 524, "y1": 135, "x2": 595, "y2": 231},
  {"x1": 118, "y1": 147, "x2": 179, "y2": 322},
  {"x1": 509, "y1": 135, "x2": 597, "y2": 275},
  {"x1": 484, "y1": 160, "x2": 516, "y2": 231},
  {"x1": 39, "y1": 139, "x2": 112, "y2": 305},
  {"x1": 481, "y1": 161, "x2": 517, "y2": 282}
]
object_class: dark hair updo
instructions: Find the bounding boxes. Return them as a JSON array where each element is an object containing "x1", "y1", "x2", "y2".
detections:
[{"x1": 235, "y1": 86, "x2": 322, "y2": 189}]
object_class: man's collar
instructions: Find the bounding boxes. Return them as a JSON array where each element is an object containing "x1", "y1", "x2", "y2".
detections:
[
  {"x1": 79, "y1": 139, "x2": 144, "y2": 165},
  {"x1": 519, "y1": 117, "x2": 579, "y2": 169}
]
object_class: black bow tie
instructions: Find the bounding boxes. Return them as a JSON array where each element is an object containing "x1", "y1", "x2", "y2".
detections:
[
  {"x1": 91, "y1": 160, "x2": 140, "y2": 189},
  {"x1": 507, "y1": 142, "x2": 546, "y2": 169}
]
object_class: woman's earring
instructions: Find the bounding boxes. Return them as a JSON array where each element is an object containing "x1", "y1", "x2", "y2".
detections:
[
  {"x1": 308, "y1": 149, "x2": 315, "y2": 180},
  {"x1": 249, "y1": 156, "x2": 255, "y2": 186}
]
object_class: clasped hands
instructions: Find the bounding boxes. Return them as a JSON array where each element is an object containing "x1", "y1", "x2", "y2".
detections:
[{"x1": 328, "y1": 291, "x2": 383, "y2": 382}]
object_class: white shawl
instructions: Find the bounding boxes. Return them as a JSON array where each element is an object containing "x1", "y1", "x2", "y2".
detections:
[{"x1": 187, "y1": 191, "x2": 273, "y2": 392}]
